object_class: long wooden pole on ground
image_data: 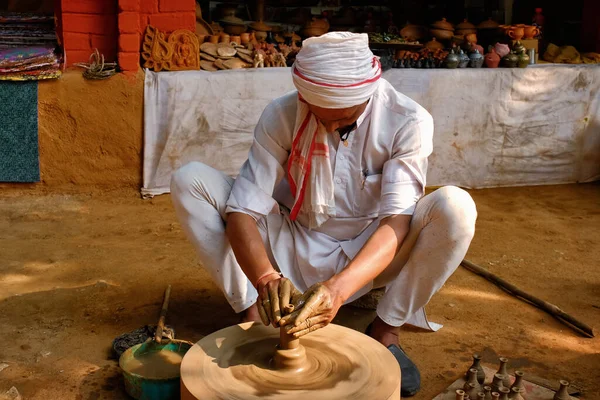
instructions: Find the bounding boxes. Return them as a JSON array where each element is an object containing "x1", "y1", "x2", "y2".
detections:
[{"x1": 461, "y1": 259, "x2": 595, "y2": 338}]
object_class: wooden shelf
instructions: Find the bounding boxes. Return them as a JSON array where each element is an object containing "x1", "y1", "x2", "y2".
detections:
[{"x1": 369, "y1": 42, "x2": 423, "y2": 50}]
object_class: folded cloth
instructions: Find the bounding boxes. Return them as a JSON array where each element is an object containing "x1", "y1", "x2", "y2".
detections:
[{"x1": 0, "y1": 46, "x2": 55, "y2": 67}]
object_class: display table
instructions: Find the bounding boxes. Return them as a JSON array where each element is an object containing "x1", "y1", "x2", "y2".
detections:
[{"x1": 143, "y1": 66, "x2": 600, "y2": 197}]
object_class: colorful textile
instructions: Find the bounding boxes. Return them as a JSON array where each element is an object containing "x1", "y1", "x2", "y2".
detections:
[
  {"x1": 0, "y1": 46, "x2": 55, "y2": 66},
  {"x1": 0, "y1": 66, "x2": 61, "y2": 81},
  {"x1": 0, "y1": 12, "x2": 57, "y2": 49},
  {"x1": 0, "y1": 12, "x2": 53, "y2": 24},
  {"x1": 0, "y1": 80, "x2": 39, "y2": 182},
  {"x1": 0, "y1": 45, "x2": 60, "y2": 81}
]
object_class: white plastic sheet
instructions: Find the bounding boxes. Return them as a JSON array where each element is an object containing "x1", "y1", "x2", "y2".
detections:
[{"x1": 143, "y1": 66, "x2": 600, "y2": 197}]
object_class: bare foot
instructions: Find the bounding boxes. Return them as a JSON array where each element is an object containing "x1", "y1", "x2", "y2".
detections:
[
  {"x1": 368, "y1": 316, "x2": 400, "y2": 348},
  {"x1": 241, "y1": 302, "x2": 263, "y2": 324}
]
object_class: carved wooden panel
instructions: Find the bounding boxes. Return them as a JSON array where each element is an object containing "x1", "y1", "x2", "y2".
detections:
[{"x1": 141, "y1": 25, "x2": 200, "y2": 72}]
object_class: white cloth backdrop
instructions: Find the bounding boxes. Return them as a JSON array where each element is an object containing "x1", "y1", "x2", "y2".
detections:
[{"x1": 143, "y1": 66, "x2": 600, "y2": 197}]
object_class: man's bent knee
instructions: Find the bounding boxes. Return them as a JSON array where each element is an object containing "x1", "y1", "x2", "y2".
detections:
[
  {"x1": 433, "y1": 186, "x2": 477, "y2": 236},
  {"x1": 171, "y1": 162, "x2": 211, "y2": 194}
]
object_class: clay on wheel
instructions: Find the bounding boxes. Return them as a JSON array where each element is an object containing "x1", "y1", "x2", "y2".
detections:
[{"x1": 180, "y1": 322, "x2": 401, "y2": 400}]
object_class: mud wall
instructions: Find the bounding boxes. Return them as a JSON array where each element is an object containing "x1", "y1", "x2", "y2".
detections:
[{"x1": 0, "y1": 70, "x2": 145, "y2": 190}]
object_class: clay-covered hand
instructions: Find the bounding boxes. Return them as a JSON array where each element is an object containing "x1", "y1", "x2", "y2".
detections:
[
  {"x1": 279, "y1": 282, "x2": 344, "y2": 338},
  {"x1": 256, "y1": 274, "x2": 303, "y2": 328}
]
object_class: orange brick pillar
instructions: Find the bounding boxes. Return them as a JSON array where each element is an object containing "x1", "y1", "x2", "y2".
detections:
[
  {"x1": 118, "y1": 0, "x2": 196, "y2": 71},
  {"x1": 58, "y1": 0, "x2": 118, "y2": 65}
]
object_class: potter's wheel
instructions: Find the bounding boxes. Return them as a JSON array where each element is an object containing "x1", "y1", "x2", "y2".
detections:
[{"x1": 180, "y1": 322, "x2": 401, "y2": 400}]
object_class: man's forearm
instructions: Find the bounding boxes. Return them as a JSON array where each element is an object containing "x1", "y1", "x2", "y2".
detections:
[
  {"x1": 226, "y1": 212, "x2": 277, "y2": 287},
  {"x1": 328, "y1": 214, "x2": 411, "y2": 301}
]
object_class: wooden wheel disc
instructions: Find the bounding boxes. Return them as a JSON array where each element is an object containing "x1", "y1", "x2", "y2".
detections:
[{"x1": 181, "y1": 322, "x2": 401, "y2": 400}]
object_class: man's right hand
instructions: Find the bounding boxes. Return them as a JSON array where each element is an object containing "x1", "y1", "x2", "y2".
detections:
[{"x1": 256, "y1": 274, "x2": 302, "y2": 328}]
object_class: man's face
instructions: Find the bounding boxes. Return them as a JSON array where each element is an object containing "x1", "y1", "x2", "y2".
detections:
[{"x1": 307, "y1": 101, "x2": 368, "y2": 134}]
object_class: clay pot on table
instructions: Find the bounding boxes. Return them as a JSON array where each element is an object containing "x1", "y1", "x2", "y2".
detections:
[
  {"x1": 484, "y1": 48, "x2": 501, "y2": 68},
  {"x1": 457, "y1": 49, "x2": 470, "y2": 68},
  {"x1": 465, "y1": 33, "x2": 477, "y2": 45},
  {"x1": 219, "y1": 33, "x2": 230, "y2": 44},
  {"x1": 512, "y1": 40, "x2": 525, "y2": 54},
  {"x1": 494, "y1": 42, "x2": 510, "y2": 58},
  {"x1": 517, "y1": 49, "x2": 530, "y2": 67},
  {"x1": 301, "y1": 17, "x2": 329, "y2": 38},
  {"x1": 456, "y1": 19, "x2": 476, "y2": 36},
  {"x1": 431, "y1": 28, "x2": 454, "y2": 41},
  {"x1": 456, "y1": 28, "x2": 477, "y2": 36},
  {"x1": 478, "y1": 18, "x2": 500, "y2": 30},
  {"x1": 468, "y1": 49, "x2": 484, "y2": 68},
  {"x1": 254, "y1": 30, "x2": 267, "y2": 42},
  {"x1": 400, "y1": 23, "x2": 428, "y2": 41},
  {"x1": 502, "y1": 51, "x2": 519, "y2": 67},
  {"x1": 425, "y1": 37, "x2": 444, "y2": 50},
  {"x1": 497, "y1": 25, "x2": 508, "y2": 37},
  {"x1": 230, "y1": 35, "x2": 241, "y2": 45},
  {"x1": 431, "y1": 17, "x2": 453, "y2": 31},
  {"x1": 507, "y1": 25, "x2": 524, "y2": 41},
  {"x1": 223, "y1": 23, "x2": 246, "y2": 35},
  {"x1": 445, "y1": 49, "x2": 460, "y2": 68},
  {"x1": 470, "y1": 43, "x2": 484, "y2": 55},
  {"x1": 456, "y1": 18, "x2": 476, "y2": 31},
  {"x1": 240, "y1": 32, "x2": 250, "y2": 44},
  {"x1": 523, "y1": 25, "x2": 540, "y2": 39},
  {"x1": 209, "y1": 35, "x2": 220, "y2": 44}
]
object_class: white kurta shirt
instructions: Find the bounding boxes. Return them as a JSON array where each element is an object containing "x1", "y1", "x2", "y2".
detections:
[{"x1": 225, "y1": 79, "x2": 434, "y2": 302}]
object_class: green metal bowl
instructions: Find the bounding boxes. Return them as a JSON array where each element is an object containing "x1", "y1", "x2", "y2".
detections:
[{"x1": 119, "y1": 340, "x2": 192, "y2": 400}]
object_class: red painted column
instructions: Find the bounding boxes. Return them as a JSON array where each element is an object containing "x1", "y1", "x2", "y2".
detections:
[
  {"x1": 117, "y1": 0, "x2": 195, "y2": 71},
  {"x1": 118, "y1": 0, "x2": 141, "y2": 71},
  {"x1": 58, "y1": 0, "x2": 196, "y2": 71},
  {"x1": 60, "y1": 0, "x2": 118, "y2": 65}
]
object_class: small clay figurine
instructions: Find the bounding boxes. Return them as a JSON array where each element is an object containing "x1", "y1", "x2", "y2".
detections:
[
  {"x1": 491, "y1": 373, "x2": 505, "y2": 393},
  {"x1": 509, "y1": 387, "x2": 525, "y2": 400},
  {"x1": 467, "y1": 383, "x2": 480, "y2": 400},
  {"x1": 273, "y1": 53, "x2": 287, "y2": 67},
  {"x1": 498, "y1": 387, "x2": 510, "y2": 400},
  {"x1": 483, "y1": 386, "x2": 493, "y2": 400},
  {"x1": 464, "y1": 368, "x2": 481, "y2": 392},
  {"x1": 553, "y1": 380, "x2": 573, "y2": 400},
  {"x1": 253, "y1": 51, "x2": 264, "y2": 68},
  {"x1": 265, "y1": 52, "x2": 276, "y2": 67},
  {"x1": 496, "y1": 357, "x2": 510, "y2": 388},
  {"x1": 511, "y1": 371, "x2": 525, "y2": 392}
]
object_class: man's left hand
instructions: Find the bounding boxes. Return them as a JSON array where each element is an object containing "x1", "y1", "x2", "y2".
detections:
[{"x1": 279, "y1": 281, "x2": 344, "y2": 338}]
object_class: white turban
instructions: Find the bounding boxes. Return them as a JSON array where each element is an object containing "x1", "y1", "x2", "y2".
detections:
[{"x1": 292, "y1": 32, "x2": 381, "y2": 109}]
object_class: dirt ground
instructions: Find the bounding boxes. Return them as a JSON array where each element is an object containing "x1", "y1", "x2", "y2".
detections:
[{"x1": 0, "y1": 183, "x2": 599, "y2": 399}]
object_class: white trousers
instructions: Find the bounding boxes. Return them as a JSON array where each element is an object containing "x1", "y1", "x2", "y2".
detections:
[{"x1": 171, "y1": 162, "x2": 477, "y2": 328}]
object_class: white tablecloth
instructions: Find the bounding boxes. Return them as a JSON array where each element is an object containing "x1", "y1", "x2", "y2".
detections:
[{"x1": 143, "y1": 66, "x2": 600, "y2": 197}]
